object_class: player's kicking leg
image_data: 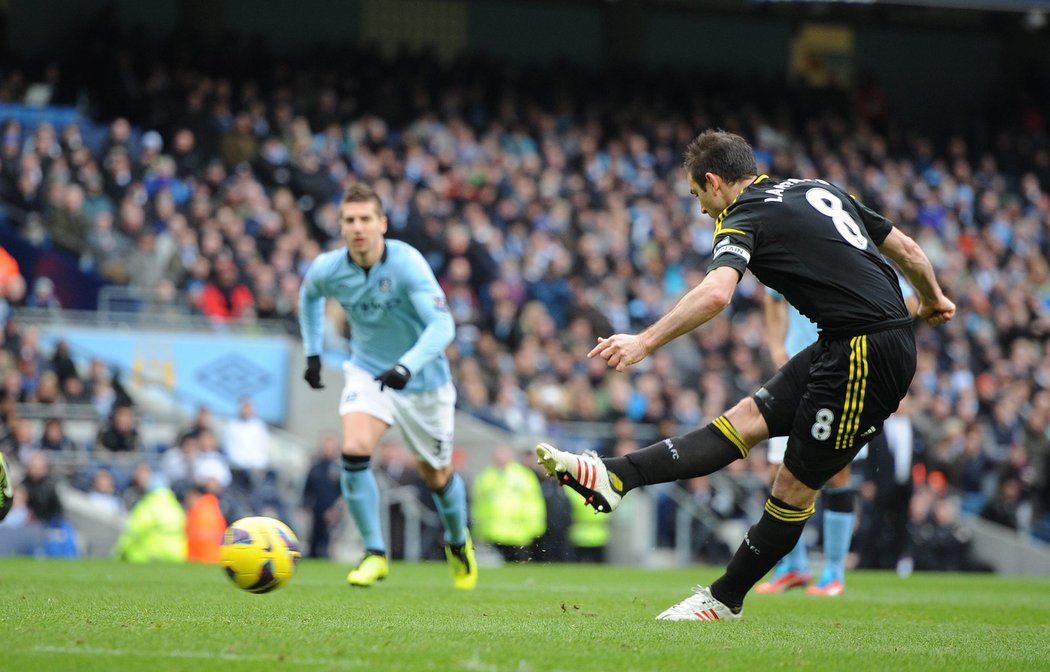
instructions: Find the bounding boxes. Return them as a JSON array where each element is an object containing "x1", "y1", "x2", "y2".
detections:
[{"x1": 537, "y1": 406, "x2": 765, "y2": 622}]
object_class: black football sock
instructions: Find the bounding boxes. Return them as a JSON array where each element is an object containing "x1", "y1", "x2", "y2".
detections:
[
  {"x1": 710, "y1": 496, "x2": 814, "y2": 613},
  {"x1": 603, "y1": 416, "x2": 749, "y2": 494}
]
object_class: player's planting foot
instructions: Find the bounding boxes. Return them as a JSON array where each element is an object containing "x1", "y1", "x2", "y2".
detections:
[
  {"x1": 445, "y1": 532, "x2": 478, "y2": 590},
  {"x1": 655, "y1": 586, "x2": 742, "y2": 622},
  {"x1": 347, "y1": 552, "x2": 389, "y2": 587},
  {"x1": 535, "y1": 442, "x2": 622, "y2": 513},
  {"x1": 806, "y1": 576, "x2": 845, "y2": 597},
  {"x1": 755, "y1": 570, "x2": 811, "y2": 594}
]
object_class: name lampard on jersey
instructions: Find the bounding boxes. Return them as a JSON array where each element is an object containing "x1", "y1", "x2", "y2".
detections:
[
  {"x1": 763, "y1": 178, "x2": 831, "y2": 203},
  {"x1": 349, "y1": 298, "x2": 404, "y2": 313}
]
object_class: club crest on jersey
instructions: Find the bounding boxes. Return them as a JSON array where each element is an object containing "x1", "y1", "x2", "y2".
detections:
[
  {"x1": 434, "y1": 296, "x2": 448, "y2": 312},
  {"x1": 713, "y1": 237, "x2": 751, "y2": 263},
  {"x1": 378, "y1": 278, "x2": 392, "y2": 293}
]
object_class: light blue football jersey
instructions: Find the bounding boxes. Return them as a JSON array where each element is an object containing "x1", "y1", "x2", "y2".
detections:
[
  {"x1": 768, "y1": 288, "x2": 819, "y2": 358},
  {"x1": 299, "y1": 239, "x2": 454, "y2": 392},
  {"x1": 768, "y1": 276, "x2": 914, "y2": 358}
]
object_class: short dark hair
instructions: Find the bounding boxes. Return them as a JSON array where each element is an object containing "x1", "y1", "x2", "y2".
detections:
[
  {"x1": 340, "y1": 182, "x2": 384, "y2": 215},
  {"x1": 682, "y1": 130, "x2": 758, "y2": 188}
]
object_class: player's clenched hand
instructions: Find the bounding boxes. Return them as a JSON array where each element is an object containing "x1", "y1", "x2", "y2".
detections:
[
  {"x1": 917, "y1": 295, "x2": 956, "y2": 327},
  {"x1": 588, "y1": 334, "x2": 649, "y2": 372},
  {"x1": 375, "y1": 364, "x2": 411, "y2": 391},
  {"x1": 304, "y1": 355, "x2": 324, "y2": 389}
]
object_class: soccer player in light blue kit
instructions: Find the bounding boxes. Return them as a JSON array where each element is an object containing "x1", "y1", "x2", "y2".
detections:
[
  {"x1": 757, "y1": 280, "x2": 916, "y2": 596},
  {"x1": 299, "y1": 182, "x2": 476, "y2": 589}
]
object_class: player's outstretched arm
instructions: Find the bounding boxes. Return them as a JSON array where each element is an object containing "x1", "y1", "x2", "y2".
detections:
[
  {"x1": 588, "y1": 266, "x2": 738, "y2": 372},
  {"x1": 878, "y1": 227, "x2": 955, "y2": 326}
]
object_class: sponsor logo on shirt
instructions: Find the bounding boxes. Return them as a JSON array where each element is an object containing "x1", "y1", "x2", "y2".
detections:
[{"x1": 350, "y1": 298, "x2": 403, "y2": 313}]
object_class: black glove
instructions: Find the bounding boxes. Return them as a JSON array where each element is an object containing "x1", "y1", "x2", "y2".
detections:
[
  {"x1": 374, "y1": 364, "x2": 411, "y2": 391},
  {"x1": 304, "y1": 355, "x2": 324, "y2": 389}
]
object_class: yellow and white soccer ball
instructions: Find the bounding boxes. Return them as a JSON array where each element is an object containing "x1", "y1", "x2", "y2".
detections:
[{"x1": 221, "y1": 516, "x2": 302, "y2": 593}]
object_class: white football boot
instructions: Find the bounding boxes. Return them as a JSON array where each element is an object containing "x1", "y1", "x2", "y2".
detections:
[
  {"x1": 535, "y1": 442, "x2": 622, "y2": 513},
  {"x1": 655, "y1": 586, "x2": 742, "y2": 622}
]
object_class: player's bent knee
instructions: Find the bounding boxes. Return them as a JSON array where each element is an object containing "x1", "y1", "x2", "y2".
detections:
[
  {"x1": 724, "y1": 397, "x2": 770, "y2": 445},
  {"x1": 418, "y1": 463, "x2": 453, "y2": 490}
]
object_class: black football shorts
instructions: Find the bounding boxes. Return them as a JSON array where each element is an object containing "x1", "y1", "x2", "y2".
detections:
[{"x1": 753, "y1": 325, "x2": 916, "y2": 489}]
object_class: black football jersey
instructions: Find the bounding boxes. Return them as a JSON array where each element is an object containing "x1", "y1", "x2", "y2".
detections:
[{"x1": 707, "y1": 175, "x2": 909, "y2": 334}]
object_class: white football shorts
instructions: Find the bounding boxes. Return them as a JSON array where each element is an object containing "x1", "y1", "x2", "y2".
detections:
[
  {"x1": 767, "y1": 436, "x2": 868, "y2": 467},
  {"x1": 766, "y1": 435, "x2": 788, "y2": 465},
  {"x1": 338, "y1": 362, "x2": 456, "y2": 469}
]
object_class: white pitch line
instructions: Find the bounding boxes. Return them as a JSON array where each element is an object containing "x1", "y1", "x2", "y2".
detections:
[{"x1": 32, "y1": 645, "x2": 363, "y2": 668}]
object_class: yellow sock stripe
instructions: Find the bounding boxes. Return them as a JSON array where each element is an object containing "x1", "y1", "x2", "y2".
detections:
[
  {"x1": 764, "y1": 499, "x2": 816, "y2": 523},
  {"x1": 834, "y1": 337, "x2": 861, "y2": 450},
  {"x1": 712, "y1": 416, "x2": 749, "y2": 458}
]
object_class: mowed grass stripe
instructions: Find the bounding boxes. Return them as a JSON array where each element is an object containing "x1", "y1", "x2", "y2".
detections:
[{"x1": 1, "y1": 558, "x2": 1048, "y2": 672}]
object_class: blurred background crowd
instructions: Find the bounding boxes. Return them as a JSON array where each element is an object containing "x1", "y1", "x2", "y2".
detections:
[{"x1": 0, "y1": 2, "x2": 1048, "y2": 572}]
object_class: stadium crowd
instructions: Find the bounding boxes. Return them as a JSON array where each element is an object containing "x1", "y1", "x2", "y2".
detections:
[{"x1": 0, "y1": 26, "x2": 1048, "y2": 567}]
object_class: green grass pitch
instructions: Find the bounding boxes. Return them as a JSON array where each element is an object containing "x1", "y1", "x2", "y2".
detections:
[{"x1": 2, "y1": 557, "x2": 1048, "y2": 671}]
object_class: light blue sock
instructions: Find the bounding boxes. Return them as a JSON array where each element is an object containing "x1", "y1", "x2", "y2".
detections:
[
  {"x1": 430, "y1": 472, "x2": 468, "y2": 546},
  {"x1": 784, "y1": 532, "x2": 810, "y2": 575},
  {"x1": 340, "y1": 458, "x2": 386, "y2": 553},
  {"x1": 821, "y1": 511, "x2": 854, "y2": 582}
]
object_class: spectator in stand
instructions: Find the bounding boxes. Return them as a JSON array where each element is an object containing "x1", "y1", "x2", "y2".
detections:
[
  {"x1": 39, "y1": 418, "x2": 76, "y2": 453},
  {"x1": 199, "y1": 256, "x2": 254, "y2": 323},
  {"x1": 11, "y1": 417, "x2": 38, "y2": 464},
  {"x1": 301, "y1": 432, "x2": 343, "y2": 559},
  {"x1": 192, "y1": 428, "x2": 233, "y2": 488},
  {"x1": 122, "y1": 462, "x2": 153, "y2": 510},
  {"x1": 979, "y1": 475, "x2": 1024, "y2": 530},
  {"x1": 49, "y1": 340, "x2": 80, "y2": 390},
  {"x1": 95, "y1": 403, "x2": 143, "y2": 454},
  {"x1": 908, "y1": 489, "x2": 990, "y2": 573},
  {"x1": 48, "y1": 182, "x2": 92, "y2": 257},
  {"x1": 222, "y1": 397, "x2": 275, "y2": 504},
  {"x1": 33, "y1": 370, "x2": 61, "y2": 405},
  {"x1": 86, "y1": 467, "x2": 124, "y2": 517},
  {"x1": 25, "y1": 277, "x2": 60, "y2": 310},
  {"x1": 23, "y1": 450, "x2": 61, "y2": 525},
  {"x1": 176, "y1": 405, "x2": 214, "y2": 445}
]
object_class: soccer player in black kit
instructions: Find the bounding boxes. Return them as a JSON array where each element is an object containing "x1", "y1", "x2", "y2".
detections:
[{"x1": 535, "y1": 129, "x2": 955, "y2": 621}]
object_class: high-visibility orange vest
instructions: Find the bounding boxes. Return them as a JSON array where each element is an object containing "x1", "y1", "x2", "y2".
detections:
[
  {"x1": 0, "y1": 247, "x2": 19, "y2": 287},
  {"x1": 185, "y1": 493, "x2": 227, "y2": 563}
]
